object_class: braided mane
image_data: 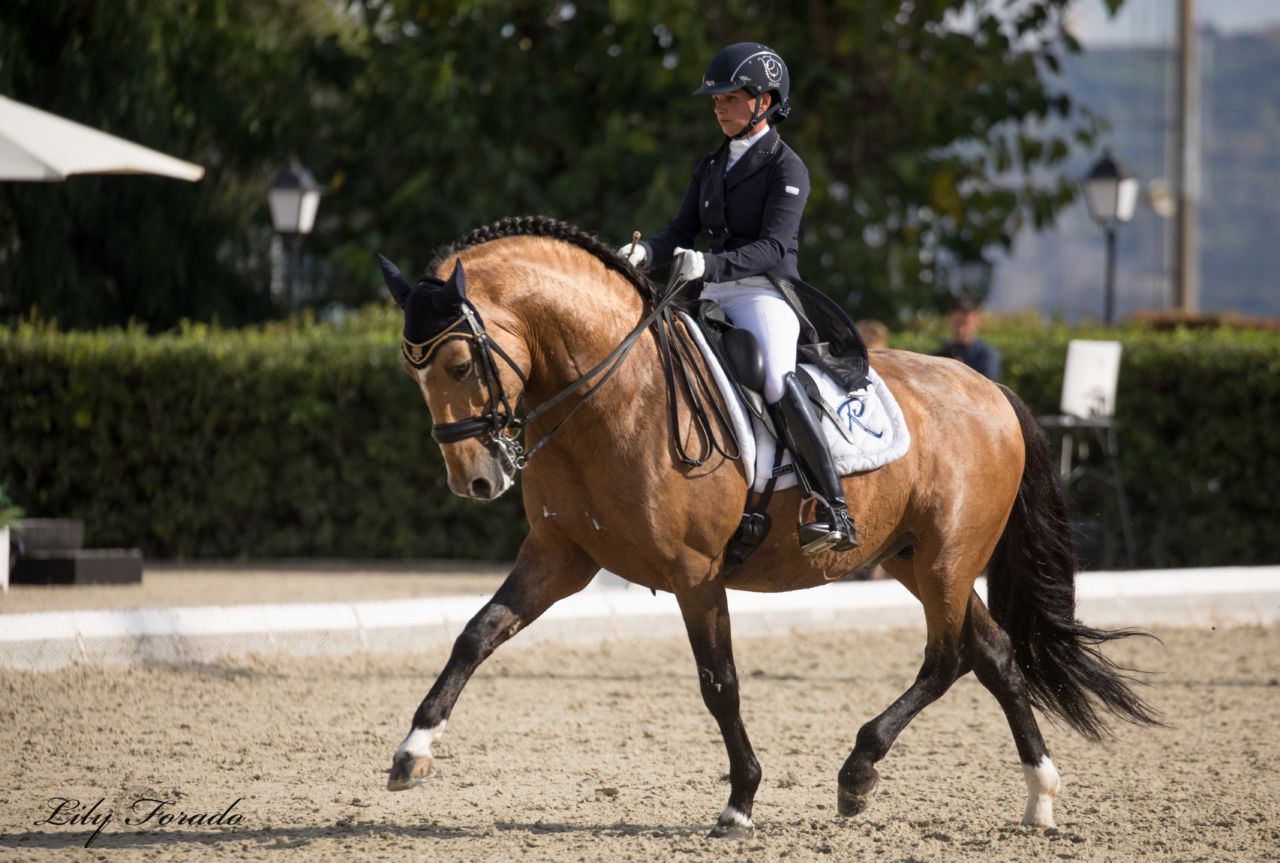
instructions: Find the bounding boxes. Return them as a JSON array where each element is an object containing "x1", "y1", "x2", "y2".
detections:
[{"x1": 430, "y1": 215, "x2": 651, "y2": 299}]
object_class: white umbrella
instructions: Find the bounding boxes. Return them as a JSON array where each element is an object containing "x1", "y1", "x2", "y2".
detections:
[{"x1": 0, "y1": 94, "x2": 204, "y2": 182}]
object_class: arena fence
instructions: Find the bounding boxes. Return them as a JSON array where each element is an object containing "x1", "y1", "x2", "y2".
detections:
[{"x1": 1, "y1": 567, "x2": 1276, "y2": 671}]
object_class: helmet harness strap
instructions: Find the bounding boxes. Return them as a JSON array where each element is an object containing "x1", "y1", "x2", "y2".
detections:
[{"x1": 732, "y1": 92, "x2": 768, "y2": 141}]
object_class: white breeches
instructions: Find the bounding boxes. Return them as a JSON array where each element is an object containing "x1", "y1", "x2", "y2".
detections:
[{"x1": 702, "y1": 277, "x2": 800, "y2": 404}]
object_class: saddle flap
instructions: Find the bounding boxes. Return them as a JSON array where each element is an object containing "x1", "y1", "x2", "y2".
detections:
[
  {"x1": 723, "y1": 328, "x2": 766, "y2": 394},
  {"x1": 691, "y1": 298, "x2": 773, "y2": 433}
]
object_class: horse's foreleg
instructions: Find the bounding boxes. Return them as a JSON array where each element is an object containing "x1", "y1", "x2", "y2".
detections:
[
  {"x1": 963, "y1": 592, "x2": 1061, "y2": 827},
  {"x1": 387, "y1": 535, "x2": 595, "y2": 791},
  {"x1": 675, "y1": 581, "x2": 761, "y2": 839}
]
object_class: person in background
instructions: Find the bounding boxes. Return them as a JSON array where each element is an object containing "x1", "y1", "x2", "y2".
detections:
[
  {"x1": 855, "y1": 319, "x2": 889, "y2": 350},
  {"x1": 937, "y1": 295, "x2": 1001, "y2": 381}
]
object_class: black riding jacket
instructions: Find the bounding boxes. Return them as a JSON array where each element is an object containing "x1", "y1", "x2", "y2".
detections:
[
  {"x1": 642, "y1": 126, "x2": 809, "y2": 284},
  {"x1": 641, "y1": 126, "x2": 868, "y2": 392}
]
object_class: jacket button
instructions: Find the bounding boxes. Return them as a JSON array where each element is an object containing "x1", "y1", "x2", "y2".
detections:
[{"x1": 704, "y1": 200, "x2": 709, "y2": 207}]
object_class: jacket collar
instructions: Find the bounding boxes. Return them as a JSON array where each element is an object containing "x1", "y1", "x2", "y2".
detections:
[{"x1": 724, "y1": 126, "x2": 780, "y2": 190}]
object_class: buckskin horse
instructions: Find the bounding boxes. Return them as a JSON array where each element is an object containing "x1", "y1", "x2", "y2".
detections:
[{"x1": 378, "y1": 216, "x2": 1155, "y2": 837}]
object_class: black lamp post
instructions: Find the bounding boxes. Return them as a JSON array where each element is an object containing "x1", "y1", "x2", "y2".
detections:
[
  {"x1": 1082, "y1": 150, "x2": 1139, "y2": 325},
  {"x1": 268, "y1": 160, "x2": 323, "y2": 310}
]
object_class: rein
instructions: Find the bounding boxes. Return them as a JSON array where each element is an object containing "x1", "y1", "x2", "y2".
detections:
[{"x1": 405, "y1": 273, "x2": 740, "y2": 472}]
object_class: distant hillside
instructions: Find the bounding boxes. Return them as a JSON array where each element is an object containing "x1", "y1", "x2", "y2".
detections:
[{"x1": 991, "y1": 28, "x2": 1280, "y2": 320}]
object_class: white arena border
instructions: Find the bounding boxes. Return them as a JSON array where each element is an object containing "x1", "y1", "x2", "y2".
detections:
[{"x1": 1, "y1": 567, "x2": 1277, "y2": 671}]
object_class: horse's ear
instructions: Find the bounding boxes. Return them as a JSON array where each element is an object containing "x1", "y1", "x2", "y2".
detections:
[
  {"x1": 378, "y1": 254, "x2": 413, "y2": 309},
  {"x1": 446, "y1": 258, "x2": 467, "y2": 299}
]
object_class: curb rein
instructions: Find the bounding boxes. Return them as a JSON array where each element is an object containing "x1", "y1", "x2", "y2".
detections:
[{"x1": 403, "y1": 274, "x2": 739, "y2": 473}]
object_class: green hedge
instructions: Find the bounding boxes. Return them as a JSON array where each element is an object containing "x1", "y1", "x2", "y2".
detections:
[
  {"x1": 895, "y1": 318, "x2": 1280, "y2": 567},
  {"x1": 2, "y1": 312, "x2": 1278, "y2": 566},
  {"x1": 0, "y1": 310, "x2": 526, "y2": 559}
]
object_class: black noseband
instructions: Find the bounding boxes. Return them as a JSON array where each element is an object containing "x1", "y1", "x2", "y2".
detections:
[{"x1": 431, "y1": 412, "x2": 515, "y2": 444}]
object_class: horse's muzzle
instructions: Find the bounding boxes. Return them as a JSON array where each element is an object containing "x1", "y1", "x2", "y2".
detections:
[{"x1": 449, "y1": 449, "x2": 515, "y2": 501}]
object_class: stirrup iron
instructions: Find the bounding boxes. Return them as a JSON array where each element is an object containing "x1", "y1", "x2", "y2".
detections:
[{"x1": 796, "y1": 495, "x2": 857, "y2": 555}]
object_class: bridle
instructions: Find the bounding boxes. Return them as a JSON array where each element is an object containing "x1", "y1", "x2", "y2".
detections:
[
  {"x1": 404, "y1": 273, "x2": 734, "y2": 473},
  {"x1": 403, "y1": 300, "x2": 529, "y2": 470}
]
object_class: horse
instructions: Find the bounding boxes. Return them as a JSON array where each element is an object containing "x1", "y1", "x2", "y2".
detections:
[{"x1": 377, "y1": 216, "x2": 1156, "y2": 837}]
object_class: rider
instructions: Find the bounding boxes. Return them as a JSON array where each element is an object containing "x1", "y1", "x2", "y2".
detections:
[{"x1": 618, "y1": 42, "x2": 858, "y2": 554}]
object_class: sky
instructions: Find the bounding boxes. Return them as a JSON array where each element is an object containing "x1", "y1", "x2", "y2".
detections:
[{"x1": 1066, "y1": 0, "x2": 1280, "y2": 46}]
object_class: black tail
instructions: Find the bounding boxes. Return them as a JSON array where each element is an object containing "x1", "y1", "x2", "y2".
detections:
[{"x1": 987, "y1": 386, "x2": 1160, "y2": 741}]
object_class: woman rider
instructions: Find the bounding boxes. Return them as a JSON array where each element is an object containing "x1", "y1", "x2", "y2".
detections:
[{"x1": 618, "y1": 42, "x2": 858, "y2": 554}]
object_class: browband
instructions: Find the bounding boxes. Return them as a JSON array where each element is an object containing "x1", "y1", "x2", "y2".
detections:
[{"x1": 402, "y1": 315, "x2": 470, "y2": 368}]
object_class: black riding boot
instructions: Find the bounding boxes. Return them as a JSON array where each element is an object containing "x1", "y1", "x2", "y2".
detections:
[{"x1": 772, "y1": 372, "x2": 859, "y2": 554}]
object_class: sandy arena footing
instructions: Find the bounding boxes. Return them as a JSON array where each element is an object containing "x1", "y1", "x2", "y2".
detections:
[{"x1": 0, "y1": 623, "x2": 1276, "y2": 861}]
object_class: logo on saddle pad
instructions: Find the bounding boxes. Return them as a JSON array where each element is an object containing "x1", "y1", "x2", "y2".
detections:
[{"x1": 836, "y1": 394, "x2": 884, "y2": 439}]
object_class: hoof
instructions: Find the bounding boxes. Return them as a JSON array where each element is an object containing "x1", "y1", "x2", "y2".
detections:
[
  {"x1": 709, "y1": 806, "x2": 754, "y2": 839},
  {"x1": 837, "y1": 788, "x2": 874, "y2": 817},
  {"x1": 386, "y1": 751, "x2": 433, "y2": 791},
  {"x1": 708, "y1": 821, "x2": 754, "y2": 840},
  {"x1": 837, "y1": 769, "x2": 878, "y2": 817},
  {"x1": 1021, "y1": 758, "x2": 1061, "y2": 827}
]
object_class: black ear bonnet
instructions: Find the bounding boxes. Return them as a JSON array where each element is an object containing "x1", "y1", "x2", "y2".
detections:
[{"x1": 379, "y1": 256, "x2": 477, "y2": 365}]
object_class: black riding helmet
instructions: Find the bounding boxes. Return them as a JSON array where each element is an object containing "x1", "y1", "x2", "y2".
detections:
[{"x1": 693, "y1": 42, "x2": 791, "y2": 138}]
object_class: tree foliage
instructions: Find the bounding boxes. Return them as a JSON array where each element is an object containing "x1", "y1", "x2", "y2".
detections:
[
  {"x1": 0, "y1": 0, "x2": 358, "y2": 328},
  {"x1": 1, "y1": 0, "x2": 1117, "y2": 328}
]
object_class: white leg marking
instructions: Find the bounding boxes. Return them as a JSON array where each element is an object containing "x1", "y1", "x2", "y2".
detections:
[
  {"x1": 397, "y1": 721, "x2": 446, "y2": 759},
  {"x1": 717, "y1": 805, "x2": 753, "y2": 829},
  {"x1": 1022, "y1": 756, "x2": 1062, "y2": 827}
]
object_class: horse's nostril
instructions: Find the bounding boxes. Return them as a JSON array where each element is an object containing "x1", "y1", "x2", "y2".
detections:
[{"x1": 469, "y1": 477, "x2": 492, "y2": 499}]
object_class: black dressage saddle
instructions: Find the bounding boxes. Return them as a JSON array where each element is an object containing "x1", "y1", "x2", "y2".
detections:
[
  {"x1": 692, "y1": 299, "x2": 776, "y2": 439},
  {"x1": 691, "y1": 298, "x2": 829, "y2": 438}
]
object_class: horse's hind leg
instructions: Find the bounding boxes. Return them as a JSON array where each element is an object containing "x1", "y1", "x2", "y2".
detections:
[
  {"x1": 836, "y1": 554, "x2": 969, "y2": 817},
  {"x1": 963, "y1": 592, "x2": 1061, "y2": 827},
  {"x1": 836, "y1": 635, "x2": 966, "y2": 816}
]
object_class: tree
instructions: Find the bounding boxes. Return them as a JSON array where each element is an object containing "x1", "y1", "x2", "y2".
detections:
[
  {"x1": 0, "y1": 0, "x2": 357, "y2": 328},
  {"x1": 327, "y1": 0, "x2": 1122, "y2": 321},
  {"x1": 0, "y1": 0, "x2": 1124, "y2": 328}
]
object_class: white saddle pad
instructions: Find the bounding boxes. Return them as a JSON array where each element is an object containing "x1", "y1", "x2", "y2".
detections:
[{"x1": 679, "y1": 312, "x2": 910, "y2": 494}]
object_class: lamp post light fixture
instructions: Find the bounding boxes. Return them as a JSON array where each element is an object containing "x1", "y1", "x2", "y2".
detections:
[
  {"x1": 935, "y1": 251, "x2": 994, "y2": 309},
  {"x1": 268, "y1": 160, "x2": 323, "y2": 310},
  {"x1": 1082, "y1": 149, "x2": 1139, "y2": 325},
  {"x1": 954, "y1": 256, "x2": 994, "y2": 305}
]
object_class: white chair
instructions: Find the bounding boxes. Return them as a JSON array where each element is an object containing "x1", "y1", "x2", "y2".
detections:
[
  {"x1": 1060, "y1": 339, "x2": 1122, "y2": 421},
  {"x1": 1037, "y1": 340, "x2": 1135, "y2": 568}
]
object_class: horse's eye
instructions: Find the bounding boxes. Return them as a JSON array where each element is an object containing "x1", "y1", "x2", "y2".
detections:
[{"x1": 450, "y1": 360, "x2": 473, "y2": 381}]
